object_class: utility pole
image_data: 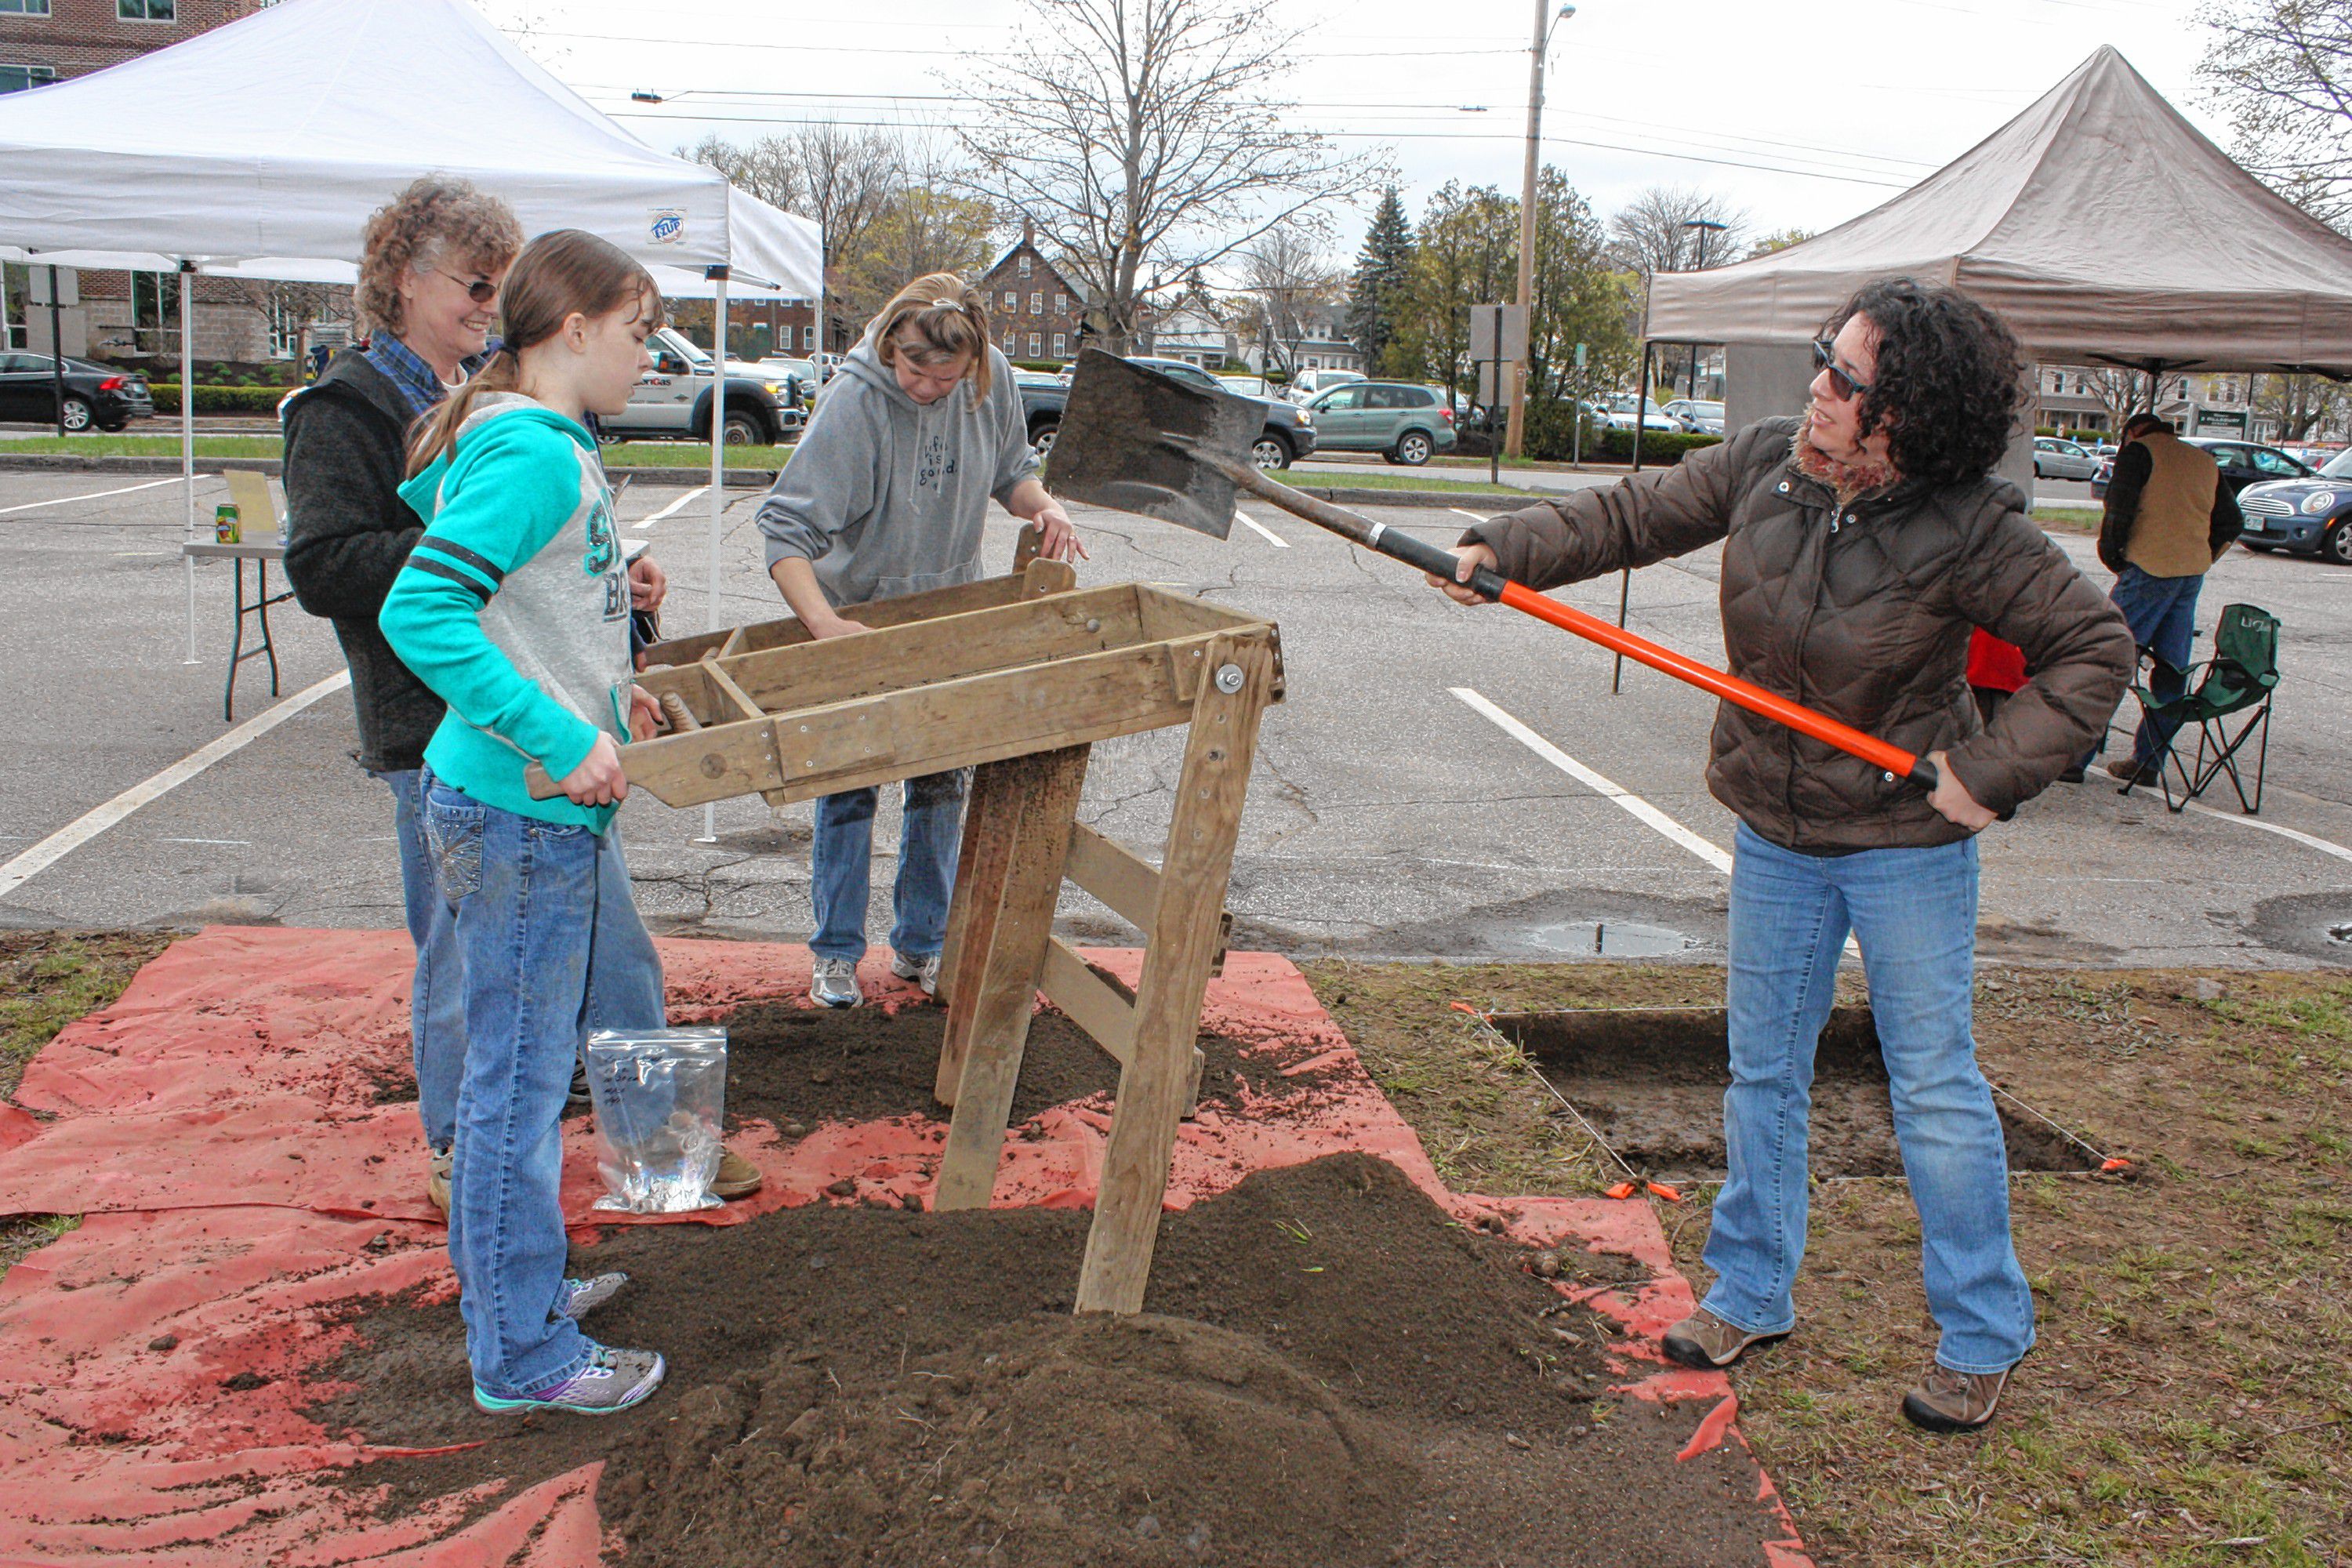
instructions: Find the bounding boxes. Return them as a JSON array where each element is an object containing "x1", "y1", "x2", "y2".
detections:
[{"x1": 1505, "y1": 2, "x2": 1574, "y2": 459}]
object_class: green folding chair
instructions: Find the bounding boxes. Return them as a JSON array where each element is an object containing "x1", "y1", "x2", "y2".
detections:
[{"x1": 2117, "y1": 603, "x2": 2279, "y2": 815}]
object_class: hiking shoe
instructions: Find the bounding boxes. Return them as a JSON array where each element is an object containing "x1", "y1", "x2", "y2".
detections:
[
  {"x1": 1661, "y1": 1308, "x2": 1791, "y2": 1370},
  {"x1": 557, "y1": 1272, "x2": 628, "y2": 1322},
  {"x1": 890, "y1": 949, "x2": 943, "y2": 996},
  {"x1": 811, "y1": 956, "x2": 862, "y2": 1008},
  {"x1": 711, "y1": 1147, "x2": 764, "y2": 1200},
  {"x1": 568, "y1": 1059, "x2": 592, "y2": 1105},
  {"x1": 426, "y1": 1146, "x2": 452, "y2": 1215},
  {"x1": 474, "y1": 1343, "x2": 664, "y2": 1416},
  {"x1": 1901, "y1": 1361, "x2": 2016, "y2": 1433}
]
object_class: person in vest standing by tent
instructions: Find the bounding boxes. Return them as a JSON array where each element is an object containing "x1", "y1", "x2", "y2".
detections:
[{"x1": 2088, "y1": 412, "x2": 2245, "y2": 786}]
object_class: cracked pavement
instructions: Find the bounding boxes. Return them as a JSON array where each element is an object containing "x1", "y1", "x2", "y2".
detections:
[{"x1": 3, "y1": 471, "x2": 2348, "y2": 967}]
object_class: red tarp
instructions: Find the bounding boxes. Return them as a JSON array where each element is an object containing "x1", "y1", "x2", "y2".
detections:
[{"x1": 0, "y1": 927, "x2": 1810, "y2": 1566}]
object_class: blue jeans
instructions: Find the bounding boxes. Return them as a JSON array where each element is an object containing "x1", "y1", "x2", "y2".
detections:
[
  {"x1": 808, "y1": 770, "x2": 970, "y2": 964},
  {"x1": 378, "y1": 768, "x2": 465, "y2": 1152},
  {"x1": 385, "y1": 770, "x2": 668, "y2": 1152},
  {"x1": 422, "y1": 775, "x2": 666, "y2": 1398},
  {"x1": 1704, "y1": 822, "x2": 2034, "y2": 1376},
  {"x1": 2102, "y1": 564, "x2": 2203, "y2": 771}
]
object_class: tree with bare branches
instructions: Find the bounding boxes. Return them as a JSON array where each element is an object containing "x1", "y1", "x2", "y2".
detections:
[
  {"x1": 1233, "y1": 220, "x2": 1343, "y2": 376},
  {"x1": 1606, "y1": 185, "x2": 1749, "y2": 280},
  {"x1": 954, "y1": 0, "x2": 1385, "y2": 353},
  {"x1": 2252, "y1": 372, "x2": 2351, "y2": 441},
  {"x1": 2197, "y1": 0, "x2": 2352, "y2": 229}
]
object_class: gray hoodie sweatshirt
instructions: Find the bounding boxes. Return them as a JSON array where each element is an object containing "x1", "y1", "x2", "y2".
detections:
[{"x1": 756, "y1": 339, "x2": 1038, "y2": 608}]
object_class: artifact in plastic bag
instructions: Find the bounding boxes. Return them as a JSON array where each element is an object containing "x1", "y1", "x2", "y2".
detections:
[{"x1": 583, "y1": 1026, "x2": 729, "y2": 1213}]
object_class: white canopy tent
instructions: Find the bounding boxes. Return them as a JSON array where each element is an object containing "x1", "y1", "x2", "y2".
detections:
[
  {"x1": 0, "y1": 0, "x2": 822, "y2": 712},
  {"x1": 1648, "y1": 45, "x2": 2352, "y2": 378}
]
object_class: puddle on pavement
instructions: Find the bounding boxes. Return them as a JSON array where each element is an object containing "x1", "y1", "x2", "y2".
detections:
[
  {"x1": 1490, "y1": 1006, "x2": 2098, "y2": 1182},
  {"x1": 1519, "y1": 920, "x2": 1691, "y2": 958}
]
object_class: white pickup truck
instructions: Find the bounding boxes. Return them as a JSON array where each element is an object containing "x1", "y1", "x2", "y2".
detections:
[{"x1": 598, "y1": 327, "x2": 804, "y2": 446}]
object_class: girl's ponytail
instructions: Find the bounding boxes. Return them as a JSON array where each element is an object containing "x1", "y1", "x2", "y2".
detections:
[
  {"x1": 407, "y1": 344, "x2": 521, "y2": 477},
  {"x1": 404, "y1": 228, "x2": 663, "y2": 478},
  {"x1": 867, "y1": 273, "x2": 993, "y2": 401}
]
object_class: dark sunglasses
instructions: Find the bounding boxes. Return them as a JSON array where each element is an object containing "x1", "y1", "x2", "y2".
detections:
[
  {"x1": 426, "y1": 266, "x2": 499, "y2": 305},
  {"x1": 1811, "y1": 338, "x2": 1871, "y2": 401}
]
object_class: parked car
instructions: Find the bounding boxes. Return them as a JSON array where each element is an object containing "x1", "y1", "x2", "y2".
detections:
[
  {"x1": 1600, "y1": 394, "x2": 1675, "y2": 431},
  {"x1": 2090, "y1": 435, "x2": 2313, "y2": 501},
  {"x1": 1286, "y1": 368, "x2": 1365, "y2": 404},
  {"x1": 0, "y1": 352, "x2": 154, "y2": 431},
  {"x1": 599, "y1": 326, "x2": 800, "y2": 445},
  {"x1": 2232, "y1": 445, "x2": 2352, "y2": 564},
  {"x1": 1304, "y1": 379, "x2": 1457, "y2": 466},
  {"x1": 1661, "y1": 397, "x2": 1725, "y2": 434},
  {"x1": 2032, "y1": 436, "x2": 2100, "y2": 481},
  {"x1": 1022, "y1": 357, "x2": 1317, "y2": 470}
]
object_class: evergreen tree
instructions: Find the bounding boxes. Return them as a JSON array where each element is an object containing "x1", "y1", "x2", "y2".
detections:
[{"x1": 1345, "y1": 187, "x2": 1414, "y2": 373}]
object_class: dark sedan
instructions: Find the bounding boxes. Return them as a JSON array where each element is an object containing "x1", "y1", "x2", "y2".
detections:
[
  {"x1": 0, "y1": 353, "x2": 155, "y2": 432},
  {"x1": 2090, "y1": 434, "x2": 2313, "y2": 502},
  {"x1": 2235, "y1": 447, "x2": 2352, "y2": 564}
]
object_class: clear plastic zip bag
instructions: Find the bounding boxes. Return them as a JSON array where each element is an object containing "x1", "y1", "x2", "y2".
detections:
[{"x1": 583, "y1": 1026, "x2": 729, "y2": 1213}]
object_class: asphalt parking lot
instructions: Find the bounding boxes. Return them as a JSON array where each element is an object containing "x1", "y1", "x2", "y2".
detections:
[{"x1": 2, "y1": 467, "x2": 2346, "y2": 967}]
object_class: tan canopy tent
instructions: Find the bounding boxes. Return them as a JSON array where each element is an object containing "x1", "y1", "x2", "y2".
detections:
[{"x1": 1647, "y1": 45, "x2": 2352, "y2": 377}]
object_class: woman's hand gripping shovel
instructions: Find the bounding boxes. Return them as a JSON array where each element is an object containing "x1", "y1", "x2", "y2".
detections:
[{"x1": 1043, "y1": 349, "x2": 1942, "y2": 793}]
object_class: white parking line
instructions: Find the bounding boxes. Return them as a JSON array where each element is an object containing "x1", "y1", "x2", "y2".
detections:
[
  {"x1": 0, "y1": 671, "x2": 350, "y2": 902},
  {"x1": 0, "y1": 477, "x2": 184, "y2": 517},
  {"x1": 1451, "y1": 686, "x2": 1732, "y2": 873},
  {"x1": 633, "y1": 485, "x2": 709, "y2": 530},
  {"x1": 1448, "y1": 507, "x2": 1487, "y2": 524},
  {"x1": 2095, "y1": 764, "x2": 2352, "y2": 865},
  {"x1": 1233, "y1": 510, "x2": 1290, "y2": 547}
]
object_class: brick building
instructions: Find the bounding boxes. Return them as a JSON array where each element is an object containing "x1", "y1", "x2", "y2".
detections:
[
  {"x1": 977, "y1": 221, "x2": 1090, "y2": 365},
  {"x1": 1, "y1": 0, "x2": 338, "y2": 367}
]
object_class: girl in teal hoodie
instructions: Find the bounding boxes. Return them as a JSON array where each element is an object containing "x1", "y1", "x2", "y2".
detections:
[{"x1": 380, "y1": 230, "x2": 670, "y2": 1417}]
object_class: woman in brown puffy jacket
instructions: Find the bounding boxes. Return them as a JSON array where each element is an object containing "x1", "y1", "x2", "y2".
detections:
[{"x1": 1433, "y1": 278, "x2": 2132, "y2": 1433}]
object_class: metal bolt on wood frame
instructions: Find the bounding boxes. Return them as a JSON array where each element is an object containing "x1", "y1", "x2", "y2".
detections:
[{"x1": 528, "y1": 529, "x2": 1280, "y2": 1316}]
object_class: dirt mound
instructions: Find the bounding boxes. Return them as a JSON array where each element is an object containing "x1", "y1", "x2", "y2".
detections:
[
  {"x1": 720, "y1": 998, "x2": 1327, "y2": 1134},
  {"x1": 313, "y1": 1154, "x2": 1781, "y2": 1566}
]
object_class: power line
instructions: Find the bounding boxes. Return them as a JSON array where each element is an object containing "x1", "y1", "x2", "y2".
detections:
[
  {"x1": 606, "y1": 105, "x2": 1918, "y2": 187},
  {"x1": 539, "y1": 27, "x2": 1522, "y2": 58}
]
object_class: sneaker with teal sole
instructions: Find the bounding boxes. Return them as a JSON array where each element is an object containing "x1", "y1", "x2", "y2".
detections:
[{"x1": 474, "y1": 1343, "x2": 664, "y2": 1416}]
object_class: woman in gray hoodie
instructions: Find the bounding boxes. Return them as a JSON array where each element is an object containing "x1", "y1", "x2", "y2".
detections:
[{"x1": 757, "y1": 274, "x2": 1083, "y2": 1007}]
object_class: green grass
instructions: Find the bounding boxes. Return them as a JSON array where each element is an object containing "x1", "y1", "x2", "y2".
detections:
[
  {"x1": 0, "y1": 434, "x2": 285, "y2": 459},
  {"x1": 2034, "y1": 505, "x2": 2102, "y2": 534},
  {"x1": 1289, "y1": 470, "x2": 1548, "y2": 498}
]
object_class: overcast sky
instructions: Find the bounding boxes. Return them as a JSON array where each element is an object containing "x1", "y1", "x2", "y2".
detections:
[{"x1": 505, "y1": 0, "x2": 2216, "y2": 260}]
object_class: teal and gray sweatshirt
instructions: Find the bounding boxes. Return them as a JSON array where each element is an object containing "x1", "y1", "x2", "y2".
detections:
[
  {"x1": 756, "y1": 340, "x2": 1038, "y2": 607},
  {"x1": 380, "y1": 394, "x2": 634, "y2": 832}
]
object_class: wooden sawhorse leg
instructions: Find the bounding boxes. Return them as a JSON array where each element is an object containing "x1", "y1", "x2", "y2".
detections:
[
  {"x1": 1076, "y1": 636, "x2": 1276, "y2": 1313},
  {"x1": 933, "y1": 744, "x2": 1091, "y2": 1208}
]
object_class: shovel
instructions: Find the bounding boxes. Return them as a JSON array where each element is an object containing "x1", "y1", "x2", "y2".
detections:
[{"x1": 1046, "y1": 349, "x2": 1940, "y2": 793}]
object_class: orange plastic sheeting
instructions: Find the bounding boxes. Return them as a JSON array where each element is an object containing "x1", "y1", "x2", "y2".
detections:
[{"x1": 0, "y1": 927, "x2": 1807, "y2": 1566}]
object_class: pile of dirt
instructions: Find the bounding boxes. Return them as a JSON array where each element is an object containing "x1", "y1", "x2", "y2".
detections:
[
  {"x1": 719, "y1": 998, "x2": 1328, "y2": 1134},
  {"x1": 313, "y1": 1154, "x2": 1780, "y2": 1566}
]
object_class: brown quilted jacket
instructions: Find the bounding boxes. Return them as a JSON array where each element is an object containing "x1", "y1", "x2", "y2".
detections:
[{"x1": 1463, "y1": 416, "x2": 2135, "y2": 852}]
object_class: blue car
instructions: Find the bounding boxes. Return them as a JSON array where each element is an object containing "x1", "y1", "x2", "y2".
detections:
[{"x1": 2236, "y1": 446, "x2": 2352, "y2": 564}]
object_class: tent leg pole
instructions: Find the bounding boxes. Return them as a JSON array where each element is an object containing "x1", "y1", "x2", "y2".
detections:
[
  {"x1": 699, "y1": 268, "x2": 730, "y2": 846},
  {"x1": 181, "y1": 263, "x2": 199, "y2": 665}
]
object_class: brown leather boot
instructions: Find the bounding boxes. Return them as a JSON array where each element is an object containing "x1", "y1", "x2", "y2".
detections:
[
  {"x1": 711, "y1": 1147, "x2": 764, "y2": 1200},
  {"x1": 1661, "y1": 1308, "x2": 1790, "y2": 1369},
  {"x1": 1901, "y1": 1362, "x2": 2016, "y2": 1432}
]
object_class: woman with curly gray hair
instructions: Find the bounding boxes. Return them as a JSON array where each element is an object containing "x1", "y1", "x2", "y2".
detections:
[
  {"x1": 283, "y1": 179, "x2": 756, "y2": 1214},
  {"x1": 1431, "y1": 277, "x2": 2133, "y2": 1432}
]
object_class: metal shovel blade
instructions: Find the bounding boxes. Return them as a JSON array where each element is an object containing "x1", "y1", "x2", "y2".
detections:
[{"x1": 1044, "y1": 348, "x2": 1260, "y2": 539}]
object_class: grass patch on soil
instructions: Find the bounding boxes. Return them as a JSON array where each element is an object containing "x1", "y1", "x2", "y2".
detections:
[
  {"x1": 0, "y1": 929, "x2": 172, "y2": 1286},
  {"x1": 1301, "y1": 959, "x2": 2352, "y2": 1568},
  {"x1": 2034, "y1": 505, "x2": 2103, "y2": 535},
  {"x1": 1288, "y1": 468, "x2": 1550, "y2": 497}
]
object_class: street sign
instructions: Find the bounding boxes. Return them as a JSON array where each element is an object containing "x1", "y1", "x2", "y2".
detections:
[
  {"x1": 1468, "y1": 303, "x2": 1529, "y2": 363},
  {"x1": 1477, "y1": 362, "x2": 1503, "y2": 406},
  {"x1": 1573, "y1": 341, "x2": 1588, "y2": 369},
  {"x1": 2193, "y1": 407, "x2": 2248, "y2": 435}
]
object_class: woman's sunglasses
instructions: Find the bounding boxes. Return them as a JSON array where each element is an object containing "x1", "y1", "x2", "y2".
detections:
[
  {"x1": 426, "y1": 267, "x2": 499, "y2": 306},
  {"x1": 1811, "y1": 338, "x2": 1871, "y2": 401}
]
